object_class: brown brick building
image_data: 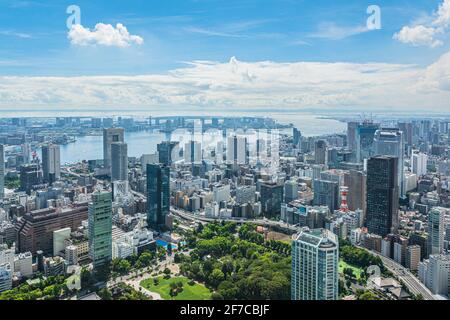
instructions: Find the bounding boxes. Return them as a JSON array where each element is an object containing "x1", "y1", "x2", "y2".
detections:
[{"x1": 15, "y1": 202, "x2": 88, "y2": 255}]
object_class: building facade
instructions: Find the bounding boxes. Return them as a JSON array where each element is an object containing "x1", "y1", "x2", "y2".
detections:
[
  {"x1": 147, "y1": 164, "x2": 170, "y2": 230},
  {"x1": 366, "y1": 156, "x2": 399, "y2": 237},
  {"x1": 291, "y1": 229, "x2": 339, "y2": 300},
  {"x1": 88, "y1": 191, "x2": 113, "y2": 269}
]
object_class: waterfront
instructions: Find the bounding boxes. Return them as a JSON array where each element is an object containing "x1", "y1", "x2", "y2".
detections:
[{"x1": 7, "y1": 110, "x2": 346, "y2": 164}]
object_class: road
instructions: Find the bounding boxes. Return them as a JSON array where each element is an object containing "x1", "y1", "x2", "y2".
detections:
[
  {"x1": 170, "y1": 207, "x2": 300, "y2": 233},
  {"x1": 362, "y1": 248, "x2": 435, "y2": 300}
]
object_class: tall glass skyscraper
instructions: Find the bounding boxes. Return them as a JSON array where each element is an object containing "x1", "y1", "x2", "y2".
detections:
[
  {"x1": 88, "y1": 191, "x2": 112, "y2": 269},
  {"x1": 260, "y1": 182, "x2": 284, "y2": 218},
  {"x1": 356, "y1": 121, "x2": 379, "y2": 163},
  {"x1": 41, "y1": 143, "x2": 60, "y2": 185},
  {"x1": 147, "y1": 164, "x2": 170, "y2": 230},
  {"x1": 366, "y1": 156, "x2": 399, "y2": 237},
  {"x1": 291, "y1": 228, "x2": 339, "y2": 300},
  {"x1": 111, "y1": 142, "x2": 128, "y2": 182},
  {"x1": 374, "y1": 128, "x2": 405, "y2": 197},
  {"x1": 157, "y1": 141, "x2": 178, "y2": 166},
  {"x1": 427, "y1": 207, "x2": 445, "y2": 256}
]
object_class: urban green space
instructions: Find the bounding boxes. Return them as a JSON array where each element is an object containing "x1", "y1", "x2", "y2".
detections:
[{"x1": 140, "y1": 276, "x2": 211, "y2": 300}]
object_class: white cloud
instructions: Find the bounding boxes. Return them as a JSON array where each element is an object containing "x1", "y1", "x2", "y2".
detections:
[
  {"x1": 309, "y1": 23, "x2": 369, "y2": 40},
  {"x1": 68, "y1": 23, "x2": 144, "y2": 47},
  {"x1": 393, "y1": 25, "x2": 443, "y2": 48},
  {"x1": 394, "y1": 0, "x2": 450, "y2": 47},
  {"x1": 433, "y1": 0, "x2": 450, "y2": 28},
  {"x1": 2, "y1": 55, "x2": 450, "y2": 112}
]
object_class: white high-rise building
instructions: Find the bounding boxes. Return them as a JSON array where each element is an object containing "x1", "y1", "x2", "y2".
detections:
[
  {"x1": 184, "y1": 141, "x2": 202, "y2": 164},
  {"x1": 412, "y1": 152, "x2": 428, "y2": 177},
  {"x1": 215, "y1": 141, "x2": 224, "y2": 165},
  {"x1": 41, "y1": 143, "x2": 61, "y2": 184},
  {"x1": 227, "y1": 135, "x2": 247, "y2": 165},
  {"x1": 419, "y1": 254, "x2": 450, "y2": 296},
  {"x1": 14, "y1": 252, "x2": 33, "y2": 277},
  {"x1": 291, "y1": 228, "x2": 339, "y2": 300},
  {"x1": 0, "y1": 244, "x2": 14, "y2": 267},
  {"x1": 213, "y1": 184, "x2": 231, "y2": 203},
  {"x1": 103, "y1": 127, "x2": 125, "y2": 170},
  {"x1": 140, "y1": 153, "x2": 158, "y2": 174}
]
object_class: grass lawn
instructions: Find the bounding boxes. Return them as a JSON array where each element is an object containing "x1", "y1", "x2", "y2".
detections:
[
  {"x1": 140, "y1": 276, "x2": 211, "y2": 300},
  {"x1": 339, "y1": 260, "x2": 363, "y2": 279}
]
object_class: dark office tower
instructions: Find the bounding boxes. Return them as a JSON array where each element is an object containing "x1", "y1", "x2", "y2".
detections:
[
  {"x1": 313, "y1": 179, "x2": 339, "y2": 211},
  {"x1": 366, "y1": 156, "x2": 399, "y2": 237},
  {"x1": 344, "y1": 170, "x2": 367, "y2": 213},
  {"x1": 157, "y1": 141, "x2": 178, "y2": 166},
  {"x1": 19, "y1": 164, "x2": 42, "y2": 195},
  {"x1": 111, "y1": 142, "x2": 128, "y2": 182},
  {"x1": 103, "y1": 128, "x2": 124, "y2": 170},
  {"x1": 356, "y1": 121, "x2": 379, "y2": 163},
  {"x1": 147, "y1": 164, "x2": 170, "y2": 230},
  {"x1": 41, "y1": 144, "x2": 60, "y2": 184},
  {"x1": 314, "y1": 140, "x2": 328, "y2": 165},
  {"x1": 36, "y1": 250, "x2": 44, "y2": 272},
  {"x1": 260, "y1": 182, "x2": 284, "y2": 218},
  {"x1": 347, "y1": 122, "x2": 358, "y2": 151}
]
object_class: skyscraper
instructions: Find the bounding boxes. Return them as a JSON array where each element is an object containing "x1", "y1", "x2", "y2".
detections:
[
  {"x1": 284, "y1": 180, "x2": 299, "y2": 203},
  {"x1": 19, "y1": 164, "x2": 42, "y2": 195},
  {"x1": 184, "y1": 141, "x2": 202, "y2": 164},
  {"x1": 366, "y1": 156, "x2": 399, "y2": 237},
  {"x1": 356, "y1": 121, "x2": 379, "y2": 163},
  {"x1": 103, "y1": 127, "x2": 124, "y2": 170},
  {"x1": 111, "y1": 142, "x2": 128, "y2": 182},
  {"x1": 374, "y1": 128, "x2": 405, "y2": 197},
  {"x1": 147, "y1": 164, "x2": 170, "y2": 230},
  {"x1": 313, "y1": 179, "x2": 339, "y2": 211},
  {"x1": 427, "y1": 207, "x2": 445, "y2": 256},
  {"x1": 157, "y1": 141, "x2": 178, "y2": 166},
  {"x1": 0, "y1": 144, "x2": 4, "y2": 199},
  {"x1": 347, "y1": 122, "x2": 358, "y2": 151},
  {"x1": 22, "y1": 143, "x2": 31, "y2": 164},
  {"x1": 227, "y1": 135, "x2": 247, "y2": 165},
  {"x1": 314, "y1": 140, "x2": 328, "y2": 165},
  {"x1": 260, "y1": 182, "x2": 284, "y2": 218},
  {"x1": 344, "y1": 170, "x2": 367, "y2": 213},
  {"x1": 41, "y1": 144, "x2": 61, "y2": 184},
  {"x1": 293, "y1": 128, "x2": 302, "y2": 148},
  {"x1": 88, "y1": 191, "x2": 112, "y2": 269},
  {"x1": 291, "y1": 228, "x2": 339, "y2": 300}
]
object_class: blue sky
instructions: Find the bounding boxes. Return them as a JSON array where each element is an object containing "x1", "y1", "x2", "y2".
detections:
[
  {"x1": 0, "y1": 0, "x2": 450, "y2": 112},
  {"x1": 0, "y1": 0, "x2": 448, "y2": 75}
]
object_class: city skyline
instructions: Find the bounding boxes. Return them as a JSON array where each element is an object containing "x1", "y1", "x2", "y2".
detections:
[{"x1": 1, "y1": 0, "x2": 450, "y2": 307}]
